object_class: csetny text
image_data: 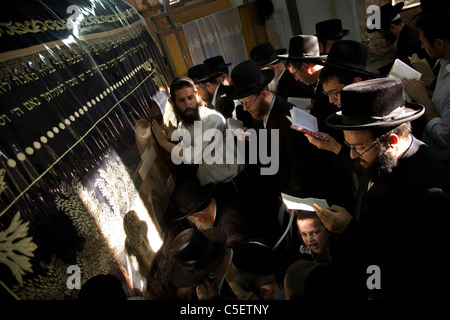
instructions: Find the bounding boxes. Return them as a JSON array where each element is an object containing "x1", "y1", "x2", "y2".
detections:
[{"x1": 180, "y1": 304, "x2": 269, "y2": 317}]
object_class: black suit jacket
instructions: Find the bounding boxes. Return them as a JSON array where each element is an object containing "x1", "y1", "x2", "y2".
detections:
[
  {"x1": 249, "y1": 95, "x2": 321, "y2": 201},
  {"x1": 214, "y1": 84, "x2": 235, "y2": 119},
  {"x1": 378, "y1": 24, "x2": 430, "y2": 76},
  {"x1": 331, "y1": 137, "x2": 450, "y2": 299},
  {"x1": 214, "y1": 195, "x2": 282, "y2": 249},
  {"x1": 396, "y1": 24, "x2": 429, "y2": 66},
  {"x1": 307, "y1": 82, "x2": 355, "y2": 208}
]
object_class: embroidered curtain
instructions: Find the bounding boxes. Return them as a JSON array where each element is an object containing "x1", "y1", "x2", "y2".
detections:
[{"x1": 182, "y1": 7, "x2": 247, "y2": 69}]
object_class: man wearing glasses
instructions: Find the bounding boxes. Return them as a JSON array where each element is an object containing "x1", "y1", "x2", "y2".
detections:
[
  {"x1": 228, "y1": 60, "x2": 322, "y2": 218},
  {"x1": 280, "y1": 35, "x2": 337, "y2": 132},
  {"x1": 314, "y1": 77, "x2": 450, "y2": 300}
]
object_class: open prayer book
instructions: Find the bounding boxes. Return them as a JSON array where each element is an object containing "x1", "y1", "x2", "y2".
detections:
[
  {"x1": 226, "y1": 118, "x2": 252, "y2": 141},
  {"x1": 287, "y1": 97, "x2": 311, "y2": 113},
  {"x1": 287, "y1": 107, "x2": 329, "y2": 140},
  {"x1": 387, "y1": 59, "x2": 422, "y2": 102},
  {"x1": 281, "y1": 193, "x2": 329, "y2": 212},
  {"x1": 387, "y1": 58, "x2": 422, "y2": 80}
]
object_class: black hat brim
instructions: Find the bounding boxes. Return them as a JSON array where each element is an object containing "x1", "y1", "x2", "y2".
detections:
[
  {"x1": 326, "y1": 101, "x2": 425, "y2": 130},
  {"x1": 316, "y1": 29, "x2": 350, "y2": 41},
  {"x1": 228, "y1": 69, "x2": 275, "y2": 100},
  {"x1": 324, "y1": 62, "x2": 384, "y2": 79},
  {"x1": 192, "y1": 71, "x2": 223, "y2": 84},
  {"x1": 170, "y1": 228, "x2": 226, "y2": 287},
  {"x1": 277, "y1": 53, "x2": 328, "y2": 60},
  {"x1": 170, "y1": 183, "x2": 215, "y2": 220}
]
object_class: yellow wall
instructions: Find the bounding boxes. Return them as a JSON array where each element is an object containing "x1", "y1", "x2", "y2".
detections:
[{"x1": 145, "y1": 0, "x2": 268, "y2": 78}]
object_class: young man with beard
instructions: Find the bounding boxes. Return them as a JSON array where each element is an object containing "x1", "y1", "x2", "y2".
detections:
[
  {"x1": 151, "y1": 77, "x2": 243, "y2": 196},
  {"x1": 314, "y1": 77, "x2": 450, "y2": 300}
]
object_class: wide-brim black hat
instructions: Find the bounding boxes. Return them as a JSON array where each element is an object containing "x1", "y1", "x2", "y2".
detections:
[
  {"x1": 324, "y1": 40, "x2": 381, "y2": 78},
  {"x1": 367, "y1": 2, "x2": 404, "y2": 33},
  {"x1": 315, "y1": 19, "x2": 350, "y2": 41},
  {"x1": 169, "y1": 227, "x2": 227, "y2": 287},
  {"x1": 250, "y1": 42, "x2": 285, "y2": 68},
  {"x1": 326, "y1": 78, "x2": 424, "y2": 130},
  {"x1": 188, "y1": 64, "x2": 222, "y2": 83},
  {"x1": 278, "y1": 35, "x2": 328, "y2": 60},
  {"x1": 204, "y1": 55, "x2": 232, "y2": 73},
  {"x1": 228, "y1": 60, "x2": 274, "y2": 100},
  {"x1": 171, "y1": 181, "x2": 214, "y2": 220}
]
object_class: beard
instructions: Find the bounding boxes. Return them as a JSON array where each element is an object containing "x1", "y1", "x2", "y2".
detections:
[
  {"x1": 175, "y1": 103, "x2": 201, "y2": 125},
  {"x1": 367, "y1": 146, "x2": 398, "y2": 178},
  {"x1": 251, "y1": 99, "x2": 270, "y2": 120}
]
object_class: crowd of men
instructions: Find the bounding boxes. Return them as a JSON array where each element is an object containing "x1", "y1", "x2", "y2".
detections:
[{"x1": 78, "y1": 1, "x2": 450, "y2": 301}]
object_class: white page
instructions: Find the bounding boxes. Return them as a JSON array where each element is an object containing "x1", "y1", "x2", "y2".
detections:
[
  {"x1": 388, "y1": 58, "x2": 422, "y2": 80},
  {"x1": 287, "y1": 97, "x2": 311, "y2": 113},
  {"x1": 289, "y1": 106, "x2": 319, "y2": 132},
  {"x1": 281, "y1": 193, "x2": 329, "y2": 212}
]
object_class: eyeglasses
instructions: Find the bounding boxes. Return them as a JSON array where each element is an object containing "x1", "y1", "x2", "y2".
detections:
[
  {"x1": 322, "y1": 89, "x2": 342, "y2": 98},
  {"x1": 343, "y1": 140, "x2": 379, "y2": 157},
  {"x1": 240, "y1": 93, "x2": 260, "y2": 108}
]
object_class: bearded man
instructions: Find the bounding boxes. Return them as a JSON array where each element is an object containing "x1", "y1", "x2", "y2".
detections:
[
  {"x1": 151, "y1": 77, "x2": 243, "y2": 195},
  {"x1": 314, "y1": 78, "x2": 450, "y2": 300}
]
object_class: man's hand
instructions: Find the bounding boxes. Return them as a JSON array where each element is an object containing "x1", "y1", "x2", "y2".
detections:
[
  {"x1": 314, "y1": 203, "x2": 352, "y2": 234},
  {"x1": 304, "y1": 132, "x2": 342, "y2": 155},
  {"x1": 150, "y1": 119, "x2": 168, "y2": 146},
  {"x1": 401, "y1": 78, "x2": 429, "y2": 103}
]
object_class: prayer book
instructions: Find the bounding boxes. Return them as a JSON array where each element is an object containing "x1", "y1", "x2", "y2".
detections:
[
  {"x1": 387, "y1": 59, "x2": 422, "y2": 102},
  {"x1": 287, "y1": 97, "x2": 311, "y2": 113},
  {"x1": 287, "y1": 107, "x2": 329, "y2": 140},
  {"x1": 387, "y1": 58, "x2": 422, "y2": 80},
  {"x1": 281, "y1": 193, "x2": 329, "y2": 212}
]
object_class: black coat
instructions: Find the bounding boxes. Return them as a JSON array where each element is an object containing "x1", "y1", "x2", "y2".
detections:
[
  {"x1": 378, "y1": 24, "x2": 430, "y2": 76},
  {"x1": 309, "y1": 81, "x2": 355, "y2": 209},
  {"x1": 214, "y1": 84, "x2": 235, "y2": 120},
  {"x1": 331, "y1": 137, "x2": 450, "y2": 300},
  {"x1": 250, "y1": 95, "x2": 320, "y2": 200},
  {"x1": 214, "y1": 194, "x2": 282, "y2": 250}
]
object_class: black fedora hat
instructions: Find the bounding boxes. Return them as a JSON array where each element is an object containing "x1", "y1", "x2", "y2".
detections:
[
  {"x1": 203, "y1": 55, "x2": 232, "y2": 73},
  {"x1": 188, "y1": 64, "x2": 222, "y2": 84},
  {"x1": 250, "y1": 42, "x2": 285, "y2": 68},
  {"x1": 171, "y1": 180, "x2": 214, "y2": 220},
  {"x1": 324, "y1": 40, "x2": 380, "y2": 78},
  {"x1": 228, "y1": 60, "x2": 274, "y2": 100},
  {"x1": 278, "y1": 35, "x2": 328, "y2": 60},
  {"x1": 315, "y1": 19, "x2": 350, "y2": 41},
  {"x1": 232, "y1": 241, "x2": 275, "y2": 276},
  {"x1": 169, "y1": 227, "x2": 227, "y2": 287},
  {"x1": 326, "y1": 78, "x2": 424, "y2": 130},
  {"x1": 367, "y1": 2, "x2": 404, "y2": 33}
]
